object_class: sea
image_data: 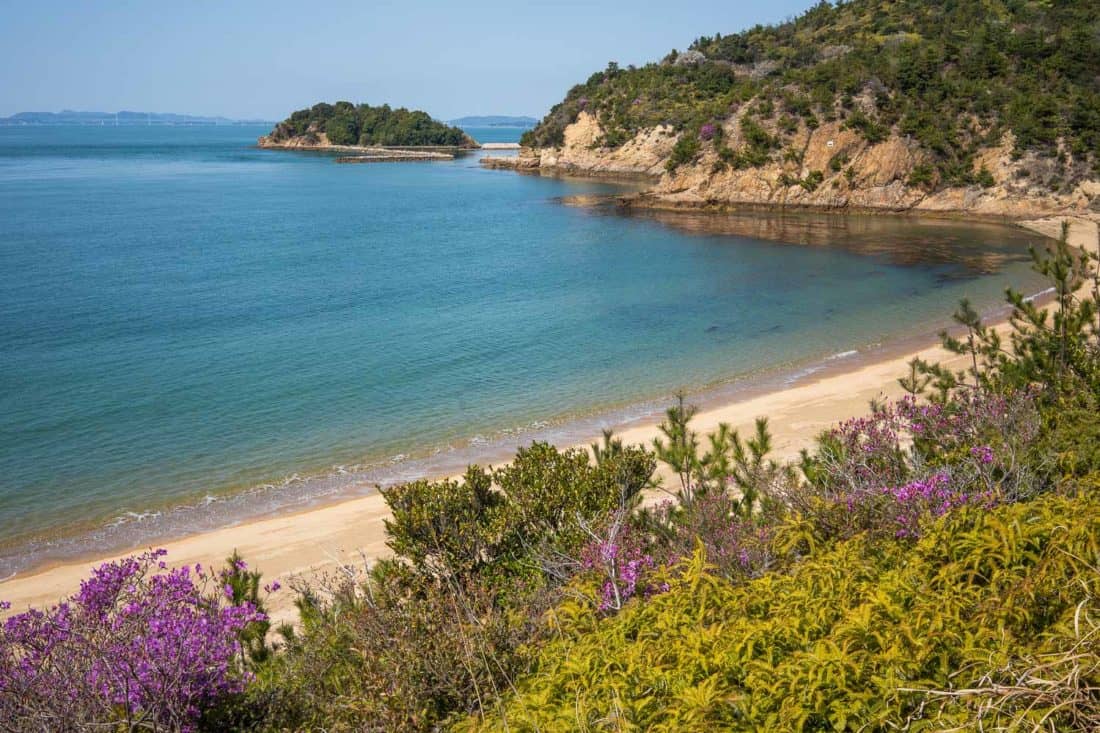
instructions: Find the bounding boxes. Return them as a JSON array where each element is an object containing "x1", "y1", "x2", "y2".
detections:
[{"x1": 0, "y1": 124, "x2": 1052, "y2": 577}]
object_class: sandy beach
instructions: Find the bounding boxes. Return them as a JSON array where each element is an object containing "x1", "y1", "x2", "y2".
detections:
[{"x1": 2, "y1": 215, "x2": 1095, "y2": 624}]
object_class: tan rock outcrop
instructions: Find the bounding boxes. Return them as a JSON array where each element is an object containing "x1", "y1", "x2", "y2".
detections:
[
  {"x1": 532, "y1": 112, "x2": 675, "y2": 178},
  {"x1": 480, "y1": 155, "x2": 540, "y2": 171},
  {"x1": 486, "y1": 110, "x2": 1100, "y2": 220},
  {"x1": 258, "y1": 131, "x2": 331, "y2": 149}
]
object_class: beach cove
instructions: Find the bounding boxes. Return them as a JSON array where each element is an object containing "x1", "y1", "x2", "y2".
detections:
[{"x1": 2, "y1": 152, "x2": 1094, "y2": 623}]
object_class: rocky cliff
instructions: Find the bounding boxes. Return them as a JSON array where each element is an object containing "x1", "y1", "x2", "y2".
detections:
[
  {"x1": 486, "y1": 111, "x2": 1100, "y2": 219},
  {"x1": 258, "y1": 124, "x2": 333, "y2": 149}
]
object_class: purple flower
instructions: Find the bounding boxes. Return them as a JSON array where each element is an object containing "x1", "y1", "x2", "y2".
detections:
[
  {"x1": 971, "y1": 445, "x2": 995, "y2": 465},
  {"x1": 581, "y1": 536, "x2": 661, "y2": 613},
  {"x1": 699, "y1": 123, "x2": 717, "y2": 141},
  {"x1": 0, "y1": 550, "x2": 263, "y2": 730},
  {"x1": 881, "y1": 470, "x2": 990, "y2": 538}
]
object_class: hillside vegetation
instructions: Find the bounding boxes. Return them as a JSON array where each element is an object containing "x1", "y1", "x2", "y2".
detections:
[
  {"x1": 265, "y1": 101, "x2": 476, "y2": 148},
  {"x1": 463, "y1": 492, "x2": 1100, "y2": 731},
  {"x1": 522, "y1": 0, "x2": 1099, "y2": 193}
]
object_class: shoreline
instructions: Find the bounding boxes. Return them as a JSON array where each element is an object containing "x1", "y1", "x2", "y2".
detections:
[
  {"x1": 2, "y1": 216, "x2": 1094, "y2": 623},
  {"x1": 257, "y1": 140, "x2": 478, "y2": 154},
  {"x1": 0, "y1": 320, "x2": 952, "y2": 585},
  {"x1": 614, "y1": 193, "x2": 1085, "y2": 225},
  {"x1": 480, "y1": 155, "x2": 1099, "y2": 224},
  {"x1": 0, "y1": 332, "x2": 962, "y2": 622}
]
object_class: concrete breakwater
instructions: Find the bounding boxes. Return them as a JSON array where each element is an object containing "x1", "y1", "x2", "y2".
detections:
[{"x1": 336, "y1": 151, "x2": 453, "y2": 163}]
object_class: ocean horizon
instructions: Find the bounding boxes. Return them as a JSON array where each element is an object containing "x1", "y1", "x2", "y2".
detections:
[{"x1": 0, "y1": 124, "x2": 1051, "y2": 578}]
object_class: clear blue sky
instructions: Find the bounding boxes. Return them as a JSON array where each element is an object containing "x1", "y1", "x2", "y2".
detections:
[{"x1": 0, "y1": 0, "x2": 819, "y2": 121}]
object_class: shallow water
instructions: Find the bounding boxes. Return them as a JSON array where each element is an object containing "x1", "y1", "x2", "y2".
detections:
[{"x1": 0, "y1": 124, "x2": 1050, "y2": 576}]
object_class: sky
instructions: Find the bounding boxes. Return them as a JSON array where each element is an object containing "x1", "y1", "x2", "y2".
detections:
[{"x1": 0, "y1": 0, "x2": 819, "y2": 122}]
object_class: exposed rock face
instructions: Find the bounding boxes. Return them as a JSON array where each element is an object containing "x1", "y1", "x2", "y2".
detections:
[
  {"x1": 509, "y1": 112, "x2": 675, "y2": 178},
  {"x1": 488, "y1": 112, "x2": 1099, "y2": 219},
  {"x1": 672, "y1": 50, "x2": 707, "y2": 67},
  {"x1": 258, "y1": 129, "x2": 330, "y2": 149},
  {"x1": 257, "y1": 120, "x2": 329, "y2": 149},
  {"x1": 480, "y1": 155, "x2": 540, "y2": 171}
]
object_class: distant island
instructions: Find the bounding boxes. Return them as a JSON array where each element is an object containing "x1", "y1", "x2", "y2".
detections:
[
  {"x1": 450, "y1": 115, "x2": 538, "y2": 128},
  {"x1": 259, "y1": 102, "x2": 478, "y2": 151},
  {"x1": 0, "y1": 110, "x2": 273, "y2": 126}
]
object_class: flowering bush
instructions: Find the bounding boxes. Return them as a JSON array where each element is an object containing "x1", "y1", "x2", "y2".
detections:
[
  {"x1": 644, "y1": 492, "x2": 776, "y2": 581},
  {"x1": 699, "y1": 123, "x2": 717, "y2": 141},
  {"x1": 885, "y1": 470, "x2": 995, "y2": 538},
  {"x1": 570, "y1": 489, "x2": 779, "y2": 617},
  {"x1": 801, "y1": 404, "x2": 909, "y2": 499},
  {"x1": 0, "y1": 550, "x2": 264, "y2": 732},
  {"x1": 791, "y1": 390, "x2": 1044, "y2": 542},
  {"x1": 580, "y1": 537, "x2": 660, "y2": 612},
  {"x1": 898, "y1": 390, "x2": 1040, "y2": 466}
]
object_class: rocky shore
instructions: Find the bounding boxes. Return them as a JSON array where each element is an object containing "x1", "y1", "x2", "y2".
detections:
[
  {"x1": 483, "y1": 112, "x2": 1100, "y2": 221},
  {"x1": 259, "y1": 132, "x2": 472, "y2": 154},
  {"x1": 480, "y1": 155, "x2": 540, "y2": 171}
]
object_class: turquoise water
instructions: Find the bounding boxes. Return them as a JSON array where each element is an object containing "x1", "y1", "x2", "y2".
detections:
[
  {"x1": 462, "y1": 126, "x2": 530, "y2": 144},
  {"x1": 0, "y1": 125, "x2": 1049, "y2": 576}
]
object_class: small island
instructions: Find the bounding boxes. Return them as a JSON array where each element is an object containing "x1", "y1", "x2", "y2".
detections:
[{"x1": 258, "y1": 101, "x2": 479, "y2": 160}]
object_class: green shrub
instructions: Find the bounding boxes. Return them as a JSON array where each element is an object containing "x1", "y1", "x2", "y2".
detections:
[
  {"x1": 1037, "y1": 392, "x2": 1100, "y2": 479},
  {"x1": 907, "y1": 163, "x2": 936, "y2": 188},
  {"x1": 458, "y1": 491, "x2": 1100, "y2": 731},
  {"x1": 666, "y1": 132, "x2": 701, "y2": 172},
  {"x1": 247, "y1": 561, "x2": 545, "y2": 732},
  {"x1": 779, "y1": 170, "x2": 825, "y2": 192},
  {"x1": 801, "y1": 169, "x2": 824, "y2": 191},
  {"x1": 828, "y1": 150, "x2": 849, "y2": 172},
  {"x1": 242, "y1": 441, "x2": 655, "y2": 731},
  {"x1": 843, "y1": 109, "x2": 889, "y2": 144}
]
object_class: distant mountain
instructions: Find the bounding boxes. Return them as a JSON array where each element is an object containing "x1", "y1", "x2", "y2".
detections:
[
  {"x1": 450, "y1": 116, "x2": 538, "y2": 128},
  {"x1": 0, "y1": 110, "x2": 274, "y2": 126}
]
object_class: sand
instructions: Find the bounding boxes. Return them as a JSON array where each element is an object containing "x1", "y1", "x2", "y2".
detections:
[{"x1": 2, "y1": 216, "x2": 1095, "y2": 624}]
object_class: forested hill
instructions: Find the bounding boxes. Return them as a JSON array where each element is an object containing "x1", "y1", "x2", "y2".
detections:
[
  {"x1": 516, "y1": 0, "x2": 1099, "y2": 212},
  {"x1": 262, "y1": 102, "x2": 477, "y2": 148}
]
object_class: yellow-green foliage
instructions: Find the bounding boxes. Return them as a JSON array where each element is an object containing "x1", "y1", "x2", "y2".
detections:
[{"x1": 457, "y1": 489, "x2": 1100, "y2": 732}]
